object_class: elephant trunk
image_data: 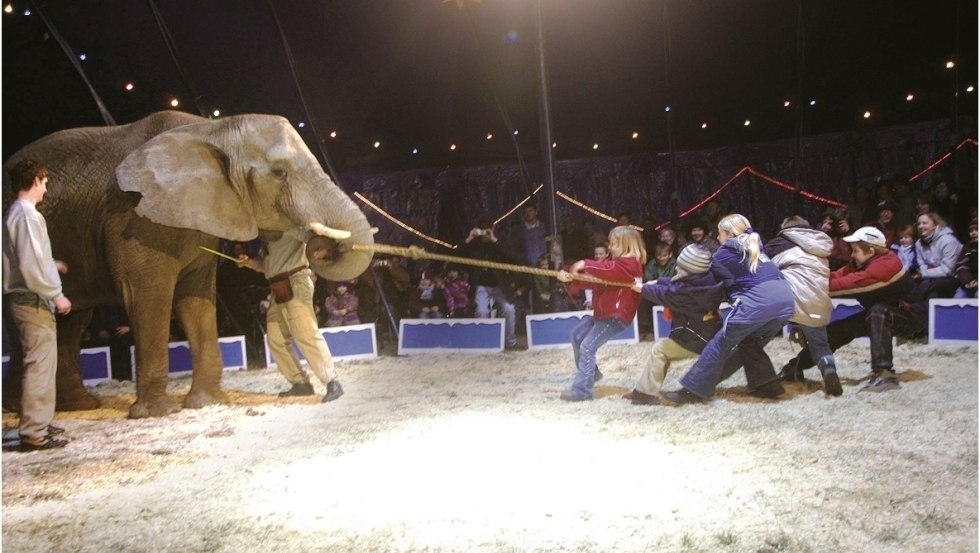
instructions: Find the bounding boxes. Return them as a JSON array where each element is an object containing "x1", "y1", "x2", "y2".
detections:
[{"x1": 298, "y1": 179, "x2": 374, "y2": 283}]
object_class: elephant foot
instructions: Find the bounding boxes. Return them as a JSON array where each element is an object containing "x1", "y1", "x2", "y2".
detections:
[
  {"x1": 56, "y1": 389, "x2": 102, "y2": 412},
  {"x1": 183, "y1": 388, "x2": 230, "y2": 409},
  {"x1": 128, "y1": 397, "x2": 182, "y2": 419}
]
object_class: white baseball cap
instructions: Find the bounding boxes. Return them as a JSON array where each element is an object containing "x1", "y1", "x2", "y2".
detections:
[{"x1": 843, "y1": 226, "x2": 886, "y2": 248}]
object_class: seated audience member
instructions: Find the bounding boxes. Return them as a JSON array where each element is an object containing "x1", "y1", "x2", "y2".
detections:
[
  {"x1": 687, "y1": 220, "x2": 720, "y2": 254},
  {"x1": 781, "y1": 226, "x2": 918, "y2": 393},
  {"x1": 874, "y1": 200, "x2": 901, "y2": 246},
  {"x1": 442, "y1": 265, "x2": 472, "y2": 317},
  {"x1": 624, "y1": 245, "x2": 725, "y2": 405},
  {"x1": 914, "y1": 194, "x2": 934, "y2": 218},
  {"x1": 323, "y1": 280, "x2": 360, "y2": 327},
  {"x1": 584, "y1": 218, "x2": 608, "y2": 252},
  {"x1": 953, "y1": 218, "x2": 978, "y2": 299},
  {"x1": 764, "y1": 216, "x2": 842, "y2": 396},
  {"x1": 913, "y1": 212, "x2": 963, "y2": 300},
  {"x1": 657, "y1": 226, "x2": 683, "y2": 256},
  {"x1": 818, "y1": 209, "x2": 852, "y2": 271},
  {"x1": 582, "y1": 243, "x2": 610, "y2": 310},
  {"x1": 644, "y1": 243, "x2": 677, "y2": 281},
  {"x1": 889, "y1": 224, "x2": 917, "y2": 271},
  {"x1": 409, "y1": 271, "x2": 445, "y2": 319}
]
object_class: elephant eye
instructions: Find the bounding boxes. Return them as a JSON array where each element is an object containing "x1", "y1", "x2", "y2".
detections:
[{"x1": 271, "y1": 168, "x2": 287, "y2": 180}]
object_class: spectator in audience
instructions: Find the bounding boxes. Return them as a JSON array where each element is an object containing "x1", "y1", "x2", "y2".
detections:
[
  {"x1": 460, "y1": 217, "x2": 521, "y2": 349},
  {"x1": 874, "y1": 200, "x2": 901, "y2": 246},
  {"x1": 781, "y1": 226, "x2": 918, "y2": 392},
  {"x1": 368, "y1": 255, "x2": 412, "y2": 340},
  {"x1": 323, "y1": 280, "x2": 360, "y2": 327},
  {"x1": 557, "y1": 226, "x2": 646, "y2": 401},
  {"x1": 765, "y1": 216, "x2": 842, "y2": 396},
  {"x1": 408, "y1": 271, "x2": 445, "y2": 319},
  {"x1": 701, "y1": 200, "x2": 724, "y2": 236},
  {"x1": 584, "y1": 218, "x2": 608, "y2": 252},
  {"x1": 644, "y1": 243, "x2": 677, "y2": 281},
  {"x1": 818, "y1": 209, "x2": 852, "y2": 271},
  {"x1": 442, "y1": 265, "x2": 472, "y2": 317},
  {"x1": 514, "y1": 204, "x2": 549, "y2": 268},
  {"x1": 890, "y1": 224, "x2": 917, "y2": 271},
  {"x1": 657, "y1": 225, "x2": 683, "y2": 256},
  {"x1": 581, "y1": 244, "x2": 610, "y2": 310},
  {"x1": 616, "y1": 213, "x2": 632, "y2": 227},
  {"x1": 88, "y1": 304, "x2": 134, "y2": 381},
  {"x1": 954, "y1": 218, "x2": 978, "y2": 298},
  {"x1": 558, "y1": 214, "x2": 590, "y2": 264},
  {"x1": 891, "y1": 181, "x2": 917, "y2": 227},
  {"x1": 687, "y1": 219, "x2": 720, "y2": 254},
  {"x1": 913, "y1": 212, "x2": 963, "y2": 300},
  {"x1": 914, "y1": 194, "x2": 934, "y2": 218},
  {"x1": 624, "y1": 245, "x2": 725, "y2": 405},
  {"x1": 662, "y1": 214, "x2": 795, "y2": 404},
  {"x1": 930, "y1": 180, "x2": 957, "y2": 228},
  {"x1": 846, "y1": 186, "x2": 875, "y2": 229}
]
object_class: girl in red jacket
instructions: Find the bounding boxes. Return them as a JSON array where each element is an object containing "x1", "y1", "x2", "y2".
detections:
[{"x1": 557, "y1": 226, "x2": 646, "y2": 401}]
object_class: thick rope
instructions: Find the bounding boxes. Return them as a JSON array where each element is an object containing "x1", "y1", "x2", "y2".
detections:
[{"x1": 350, "y1": 243, "x2": 635, "y2": 288}]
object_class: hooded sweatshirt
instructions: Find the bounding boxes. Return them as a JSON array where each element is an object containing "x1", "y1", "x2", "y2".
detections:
[{"x1": 915, "y1": 225, "x2": 963, "y2": 279}]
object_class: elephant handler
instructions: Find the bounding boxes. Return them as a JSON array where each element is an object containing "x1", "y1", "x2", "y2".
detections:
[
  {"x1": 2, "y1": 159, "x2": 72, "y2": 451},
  {"x1": 237, "y1": 227, "x2": 344, "y2": 403}
]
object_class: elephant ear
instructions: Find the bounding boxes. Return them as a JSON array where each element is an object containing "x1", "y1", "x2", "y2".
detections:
[{"x1": 116, "y1": 124, "x2": 258, "y2": 241}]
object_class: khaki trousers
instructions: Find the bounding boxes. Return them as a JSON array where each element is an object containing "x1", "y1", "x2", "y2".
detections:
[
  {"x1": 266, "y1": 271, "x2": 337, "y2": 387},
  {"x1": 6, "y1": 296, "x2": 57, "y2": 442},
  {"x1": 635, "y1": 338, "x2": 698, "y2": 395}
]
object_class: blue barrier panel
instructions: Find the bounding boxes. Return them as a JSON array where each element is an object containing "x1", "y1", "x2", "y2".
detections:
[
  {"x1": 131, "y1": 335, "x2": 251, "y2": 379},
  {"x1": 218, "y1": 336, "x2": 247, "y2": 370},
  {"x1": 80, "y1": 347, "x2": 112, "y2": 385},
  {"x1": 929, "y1": 299, "x2": 979, "y2": 345},
  {"x1": 398, "y1": 318, "x2": 504, "y2": 354},
  {"x1": 264, "y1": 323, "x2": 378, "y2": 367},
  {"x1": 526, "y1": 311, "x2": 638, "y2": 349}
]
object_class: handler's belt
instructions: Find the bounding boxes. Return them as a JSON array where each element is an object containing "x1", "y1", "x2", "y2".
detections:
[{"x1": 268, "y1": 265, "x2": 308, "y2": 283}]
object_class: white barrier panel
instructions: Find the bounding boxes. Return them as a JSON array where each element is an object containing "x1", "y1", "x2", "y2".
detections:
[
  {"x1": 131, "y1": 335, "x2": 248, "y2": 379},
  {"x1": 398, "y1": 318, "x2": 504, "y2": 355},
  {"x1": 264, "y1": 323, "x2": 378, "y2": 368},
  {"x1": 525, "y1": 310, "x2": 638, "y2": 350},
  {"x1": 929, "y1": 298, "x2": 979, "y2": 346}
]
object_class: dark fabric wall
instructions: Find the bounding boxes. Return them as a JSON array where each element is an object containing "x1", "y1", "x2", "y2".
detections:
[{"x1": 340, "y1": 118, "x2": 977, "y2": 253}]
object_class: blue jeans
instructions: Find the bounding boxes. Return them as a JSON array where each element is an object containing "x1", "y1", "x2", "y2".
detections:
[
  {"x1": 566, "y1": 316, "x2": 628, "y2": 398},
  {"x1": 680, "y1": 318, "x2": 787, "y2": 399}
]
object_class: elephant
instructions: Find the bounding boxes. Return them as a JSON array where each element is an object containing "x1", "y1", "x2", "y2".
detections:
[{"x1": 2, "y1": 111, "x2": 374, "y2": 418}]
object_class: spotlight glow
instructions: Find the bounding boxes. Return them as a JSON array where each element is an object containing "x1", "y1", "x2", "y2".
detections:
[
  {"x1": 513, "y1": 130, "x2": 519, "y2": 136},
  {"x1": 701, "y1": 122, "x2": 708, "y2": 129},
  {"x1": 124, "y1": 82, "x2": 134, "y2": 91},
  {"x1": 373, "y1": 141, "x2": 381, "y2": 149},
  {"x1": 212, "y1": 109, "x2": 220, "y2": 117},
  {"x1": 631, "y1": 131, "x2": 639, "y2": 139},
  {"x1": 412, "y1": 148, "x2": 419, "y2": 155},
  {"x1": 906, "y1": 94, "x2": 914, "y2": 101},
  {"x1": 79, "y1": 53, "x2": 86, "y2": 61},
  {"x1": 486, "y1": 132, "x2": 493, "y2": 140},
  {"x1": 169, "y1": 98, "x2": 179, "y2": 107},
  {"x1": 4, "y1": 5, "x2": 12, "y2": 14},
  {"x1": 297, "y1": 122, "x2": 305, "y2": 128},
  {"x1": 967, "y1": 85, "x2": 975, "y2": 93},
  {"x1": 946, "y1": 60, "x2": 955, "y2": 69},
  {"x1": 450, "y1": 144, "x2": 457, "y2": 151},
  {"x1": 329, "y1": 131, "x2": 338, "y2": 138},
  {"x1": 783, "y1": 100, "x2": 791, "y2": 108},
  {"x1": 863, "y1": 111, "x2": 871, "y2": 119},
  {"x1": 592, "y1": 143, "x2": 599, "y2": 150},
  {"x1": 809, "y1": 100, "x2": 816, "y2": 106},
  {"x1": 743, "y1": 120, "x2": 751, "y2": 126}
]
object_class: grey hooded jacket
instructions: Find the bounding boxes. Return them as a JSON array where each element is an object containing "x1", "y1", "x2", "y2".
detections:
[
  {"x1": 766, "y1": 226, "x2": 833, "y2": 327},
  {"x1": 915, "y1": 225, "x2": 963, "y2": 278}
]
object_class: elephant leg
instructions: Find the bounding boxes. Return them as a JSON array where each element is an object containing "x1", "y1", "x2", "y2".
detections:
[
  {"x1": 174, "y1": 262, "x2": 228, "y2": 409},
  {"x1": 123, "y1": 282, "x2": 181, "y2": 419},
  {"x1": 55, "y1": 309, "x2": 101, "y2": 411}
]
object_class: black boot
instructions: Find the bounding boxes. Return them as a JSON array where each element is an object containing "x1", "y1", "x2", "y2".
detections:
[
  {"x1": 278, "y1": 382, "x2": 315, "y2": 397},
  {"x1": 749, "y1": 379, "x2": 785, "y2": 399},
  {"x1": 662, "y1": 388, "x2": 706, "y2": 405},
  {"x1": 817, "y1": 355, "x2": 843, "y2": 397},
  {"x1": 778, "y1": 359, "x2": 806, "y2": 382},
  {"x1": 322, "y1": 380, "x2": 344, "y2": 403}
]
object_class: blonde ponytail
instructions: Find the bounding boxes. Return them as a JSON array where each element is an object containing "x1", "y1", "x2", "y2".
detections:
[{"x1": 718, "y1": 213, "x2": 763, "y2": 273}]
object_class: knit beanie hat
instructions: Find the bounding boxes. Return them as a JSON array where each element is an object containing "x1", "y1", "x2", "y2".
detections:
[{"x1": 676, "y1": 244, "x2": 712, "y2": 274}]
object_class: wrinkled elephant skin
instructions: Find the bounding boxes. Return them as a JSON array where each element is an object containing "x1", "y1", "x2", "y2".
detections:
[{"x1": 2, "y1": 112, "x2": 374, "y2": 418}]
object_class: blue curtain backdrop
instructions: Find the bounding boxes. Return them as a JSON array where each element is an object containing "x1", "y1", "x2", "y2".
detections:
[{"x1": 341, "y1": 118, "x2": 976, "y2": 255}]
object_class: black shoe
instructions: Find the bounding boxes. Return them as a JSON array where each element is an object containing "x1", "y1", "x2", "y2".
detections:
[
  {"x1": 593, "y1": 367, "x2": 603, "y2": 382},
  {"x1": 624, "y1": 389, "x2": 660, "y2": 405},
  {"x1": 662, "y1": 388, "x2": 705, "y2": 405},
  {"x1": 47, "y1": 424, "x2": 65, "y2": 436},
  {"x1": 822, "y1": 371, "x2": 843, "y2": 397},
  {"x1": 749, "y1": 380, "x2": 785, "y2": 399},
  {"x1": 322, "y1": 380, "x2": 344, "y2": 403},
  {"x1": 778, "y1": 362, "x2": 806, "y2": 382},
  {"x1": 278, "y1": 382, "x2": 315, "y2": 397},
  {"x1": 18, "y1": 435, "x2": 68, "y2": 452}
]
